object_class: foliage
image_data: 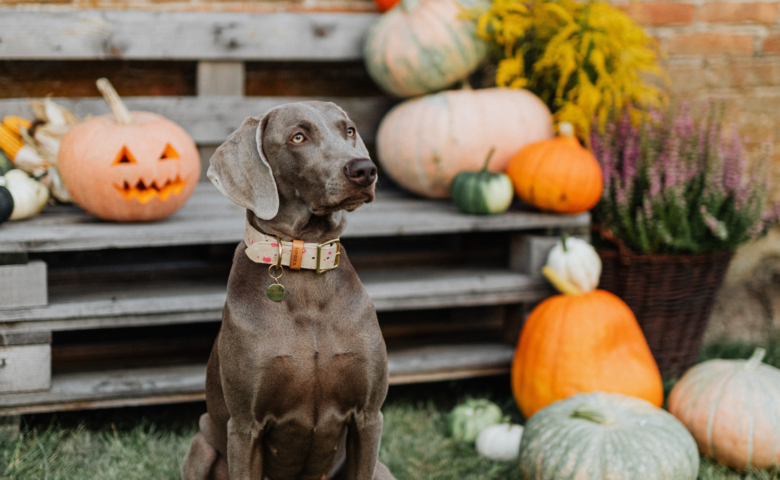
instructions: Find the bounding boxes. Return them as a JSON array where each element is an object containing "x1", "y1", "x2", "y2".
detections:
[
  {"x1": 473, "y1": 0, "x2": 665, "y2": 140},
  {"x1": 591, "y1": 106, "x2": 779, "y2": 255}
]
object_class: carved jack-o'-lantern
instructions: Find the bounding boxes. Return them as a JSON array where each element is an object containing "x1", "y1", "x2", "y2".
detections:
[{"x1": 58, "y1": 79, "x2": 200, "y2": 222}]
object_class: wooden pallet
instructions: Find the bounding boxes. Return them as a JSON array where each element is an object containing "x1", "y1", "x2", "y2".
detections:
[{"x1": 0, "y1": 8, "x2": 589, "y2": 415}]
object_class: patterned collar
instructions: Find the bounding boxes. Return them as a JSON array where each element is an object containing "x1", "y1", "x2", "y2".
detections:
[{"x1": 243, "y1": 220, "x2": 341, "y2": 274}]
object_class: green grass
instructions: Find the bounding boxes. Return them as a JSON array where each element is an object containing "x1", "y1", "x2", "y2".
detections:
[{"x1": 1, "y1": 339, "x2": 779, "y2": 480}]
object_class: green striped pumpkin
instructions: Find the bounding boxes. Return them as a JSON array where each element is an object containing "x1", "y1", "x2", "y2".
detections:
[
  {"x1": 363, "y1": 0, "x2": 488, "y2": 98},
  {"x1": 450, "y1": 148, "x2": 514, "y2": 215},
  {"x1": 519, "y1": 392, "x2": 700, "y2": 480}
]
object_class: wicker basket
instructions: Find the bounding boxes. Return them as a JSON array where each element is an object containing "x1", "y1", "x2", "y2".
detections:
[{"x1": 597, "y1": 248, "x2": 733, "y2": 377}]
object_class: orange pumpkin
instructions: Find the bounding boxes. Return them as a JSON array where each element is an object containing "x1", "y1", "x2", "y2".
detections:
[
  {"x1": 58, "y1": 79, "x2": 199, "y2": 222},
  {"x1": 512, "y1": 266, "x2": 663, "y2": 419},
  {"x1": 373, "y1": 0, "x2": 399, "y2": 11},
  {"x1": 377, "y1": 87, "x2": 553, "y2": 198},
  {"x1": 668, "y1": 348, "x2": 780, "y2": 471},
  {"x1": 507, "y1": 123, "x2": 603, "y2": 213}
]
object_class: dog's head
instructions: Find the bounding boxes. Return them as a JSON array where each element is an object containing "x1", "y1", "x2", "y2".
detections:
[{"x1": 207, "y1": 101, "x2": 377, "y2": 220}]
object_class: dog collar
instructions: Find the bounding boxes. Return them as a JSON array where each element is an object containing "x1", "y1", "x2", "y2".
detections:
[{"x1": 243, "y1": 220, "x2": 341, "y2": 274}]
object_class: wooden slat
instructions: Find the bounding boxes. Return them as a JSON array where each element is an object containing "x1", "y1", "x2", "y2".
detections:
[
  {"x1": 0, "y1": 261, "x2": 47, "y2": 310},
  {"x1": 0, "y1": 269, "x2": 550, "y2": 332},
  {"x1": 0, "y1": 345, "x2": 51, "y2": 393},
  {"x1": 0, "y1": 11, "x2": 378, "y2": 60},
  {"x1": 0, "y1": 343, "x2": 514, "y2": 414},
  {"x1": 0, "y1": 96, "x2": 394, "y2": 145},
  {"x1": 0, "y1": 183, "x2": 589, "y2": 254}
]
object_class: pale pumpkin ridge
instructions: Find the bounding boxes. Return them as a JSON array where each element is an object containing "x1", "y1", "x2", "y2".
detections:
[
  {"x1": 671, "y1": 364, "x2": 720, "y2": 445},
  {"x1": 706, "y1": 368, "x2": 737, "y2": 458},
  {"x1": 380, "y1": 16, "x2": 410, "y2": 95},
  {"x1": 414, "y1": 97, "x2": 439, "y2": 197},
  {"x1": 762, "y1": 374, "x2": 780, "y2": 462},
  {"x1": 400, "y1": 4, "x2": 453, "y2": 94},
  {"x1": 745, "y1": 377, "x2": 755, "y2": 468}
]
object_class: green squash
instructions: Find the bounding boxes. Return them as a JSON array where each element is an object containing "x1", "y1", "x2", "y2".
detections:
[
  {"x1": 519, "y1": 392, "x2": 699, "y2": 480},
  {"x1": 449, "y1": 398, "x2": 503, "y2": 444},
  {"x1": 450, "y1": 148, "x2": 514, "y2": 215}
]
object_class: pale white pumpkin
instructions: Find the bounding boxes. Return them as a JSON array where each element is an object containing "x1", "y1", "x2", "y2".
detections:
[
  {"x1": 545, "y1": 236, "x2": 601, "y2": 293},
  {"x1": 475, "y1": 423, "x2": 523, "y2": 461},
  {"x1": 2, "y1": 169, "x2": 49, "y2": 220}
]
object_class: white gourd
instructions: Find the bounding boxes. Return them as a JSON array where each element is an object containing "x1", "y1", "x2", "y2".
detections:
[
  {"x1": 2, "y1": 169, "x2": 49, "y2": 220},
  {"x1": 475, "y1": 423, "x2": 524, "y2": 461},
  {"x1": 545, "y1": 236, "x2": 601, "y2": 293}
]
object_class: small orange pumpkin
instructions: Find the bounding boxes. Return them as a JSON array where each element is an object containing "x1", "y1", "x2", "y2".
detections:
[
  {"x1": 506, "y1": 122, "x2": 603, "y2": 214},
  {"x1": 512, "y1": 263, "x2": 663, "y2": 419},
  {"x1": 58, "y1": 79, "x2": 200, "y2": 222},
  {"x1": 668, "y1": 348, "x2": 780, "y2": 471}
]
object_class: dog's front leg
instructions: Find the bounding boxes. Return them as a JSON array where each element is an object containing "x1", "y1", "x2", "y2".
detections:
[
  {"x1": 343, "y1": 412, "x2": 383, "y2": 480},
  {"x1": 226, "y1": 417, "x2": 264, "y2": 480}
]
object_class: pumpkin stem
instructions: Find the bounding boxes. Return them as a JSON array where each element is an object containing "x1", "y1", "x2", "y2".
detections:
[
  {"x1": 558, "y1": 122, "x2": 575, "y2": 138},
  {"x1": 561, "y1": 233, "x2": 569, "y2": 252},
  {"x1": 96, "y1": 78, "x2": 132, "y2": 125},
  {"x1": 745, "y1": 347, "x2": 766, "y2": 371},
  {"x1": 542, "y1": 266, "x2": 583, "y2": 296},
  {"x1": 400, "y1": 0, "x2": 420, "y2": 13},
  {"x1": 571, "y1": 406, "x2": 616, "y2": 426},
  {"x1": 481, "y1": 147, "x2": 496, "y2": 172}
]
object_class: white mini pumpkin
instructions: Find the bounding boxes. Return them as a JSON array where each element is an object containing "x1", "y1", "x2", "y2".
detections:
[
  {"x1": 545, "y1": 236, "x2": 601, "y2": 293},
  {"x1": 475, "y1": 423, "x2": 523, "y2": 461},
  {"x1": 1, "y1": 169, "x2": 49, "y2": 220}
]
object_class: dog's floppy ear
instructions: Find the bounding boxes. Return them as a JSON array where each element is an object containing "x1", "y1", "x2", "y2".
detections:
[{"x1": 207, "y1": 114, "x2": 279, "y2": 220}]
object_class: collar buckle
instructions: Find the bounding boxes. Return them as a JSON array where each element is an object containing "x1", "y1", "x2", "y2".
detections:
[{"x1": 316, "y1": 239, "x2": 341, "y2": 275}]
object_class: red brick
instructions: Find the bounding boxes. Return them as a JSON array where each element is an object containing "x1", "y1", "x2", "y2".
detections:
[
  {"x1": 763, "y1": 33, "x2": 780, "y2": 53},
  {"x1": 698, "y1": 2, "x2": 779, "y2": 24},
  {"x1": 667, "y1": 33, "x2": 755, "y2": 55},
  {"x1": 618, "y1": 2, "x2": 696, "y2": 26}
]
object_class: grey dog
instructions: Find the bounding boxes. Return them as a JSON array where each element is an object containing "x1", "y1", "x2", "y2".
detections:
[{"x1": 180, "y1": 101, "x2": 396, "y2": 480}]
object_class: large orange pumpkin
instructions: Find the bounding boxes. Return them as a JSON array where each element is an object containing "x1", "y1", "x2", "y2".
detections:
[
  {"x1": 58, "y1": 79, "x2": 199, "y2": 222},
  {"x1": 507, "y1": 123, "x2": 603, "y2": 213},
  {"x1": 668, "y1": 348, "x2": 780, "y2": 471},
  {"x1": 363, "y1": 0, "x2": 488, "y2": 97},
  {"x1": 512, "y1": 266, "x2": 663, "y2": 419},
  {"x1": 377, "y1": 87, "x2": 553, "y2": 198}
]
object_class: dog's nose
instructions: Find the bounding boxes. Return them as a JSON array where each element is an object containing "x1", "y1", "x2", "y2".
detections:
[{"x1": 344, "y1": 158, "x2": 377, "y2": 186}]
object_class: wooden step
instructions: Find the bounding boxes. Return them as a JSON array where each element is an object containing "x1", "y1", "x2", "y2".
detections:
[
  {"x1": 0, "y1": 183, "x2": 588, "y2": 253},
  {"x1": 0, "y1": 268, "x2": 550, "y2": 332},
  {"x1": 0, "y1": 343, "x2": 514, "y2": 415}
]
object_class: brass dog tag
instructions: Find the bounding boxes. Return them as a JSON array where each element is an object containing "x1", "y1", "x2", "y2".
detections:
[
  {"x1": 267, "y1": 283, "x2": 286, "y2": 302},
  {"x1": 267, "y1": 264, "x2": 286, "y2": 302}
]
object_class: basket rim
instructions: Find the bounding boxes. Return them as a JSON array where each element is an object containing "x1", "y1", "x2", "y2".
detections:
[{"x1": 596, "y1": 247, "x2": 734, "y2": 265}]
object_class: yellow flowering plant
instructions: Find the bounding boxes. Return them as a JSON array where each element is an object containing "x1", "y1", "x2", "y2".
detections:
[{"x1": 473, "y1": 0, "x2": 666, "y2": 140}]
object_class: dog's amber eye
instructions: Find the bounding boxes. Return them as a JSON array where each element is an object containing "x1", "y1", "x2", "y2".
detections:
[
  {"x1": 292, "y1": 134, "x2": 305, "y2": 144},
  {"x1": 347, "y1": 128, "x2": 355, "y2": 137}
]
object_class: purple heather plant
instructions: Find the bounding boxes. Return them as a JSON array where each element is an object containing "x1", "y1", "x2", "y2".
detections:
[{"x1": 591, "y1": 105, "x2": 778, "y2": 255}]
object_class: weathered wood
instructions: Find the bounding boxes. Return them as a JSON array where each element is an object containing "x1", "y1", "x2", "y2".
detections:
[
  {"x1": 0, "y1": 11, "x2": 379, "y2": 61},
  {"x1": 0, "y1": 342, "x2": 513, "y2": 413},
  {"x1": 0, "y1": 96, "x2": 393, "y2": 145},
  {"x1": 0, "y1": 345, "x2": 51, "y2": 393},
  {"x1": 0, "y1": 261, "x2": 47, "y2": 310},
  {"x1": 0, "y1": 269, "x2": 549, "y2": 332},
  {"x1": 0, "y1": 183, "x2": 589, "y2": 254},
  {"x1": 197, "y1": 61, "x2": 245, "y2": 96},
  {"x1": 0, "y1": 332, "x2": 52, "y2": 346},
  {"x1": 0, "y1": 245, "x2": 27, "y2": 266}
]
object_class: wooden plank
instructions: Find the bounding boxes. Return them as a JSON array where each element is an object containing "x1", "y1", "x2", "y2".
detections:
[
  {"x1": 0, "y1": 183, "x2": 590, "y2": 254},
  {"x1": 0, "y1": 345, "x2": 51, "y2": 393},
  {"x1": 0, "y1": 269, "x2": 550, "y2": 332},
  {"x1": 0, "y1": 11, "x2": 379, "y2": 60},
  {"x1": 0, "y1": 342, "x2": 514, "y2": 413},
  {"x1": 0, "y1": 261, "x2": 47, "y2": 309},
  {"x1": 0, "y1": 332, "x2": 51, "y2": 346},
  {"x1": 0, "y1": 96, "x2": 394, "y2": 145},
  {"x1": 197, "y1": 61, "x2": 245, "y2": 96}
]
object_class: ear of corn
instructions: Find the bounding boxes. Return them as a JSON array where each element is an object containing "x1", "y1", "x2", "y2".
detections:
[
  {"x1": 3, "y1": 116, "x2": 32, "y2": 137},
  {"x1": 0, "y1": 125, "x2": 24, "y2": 160}
]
